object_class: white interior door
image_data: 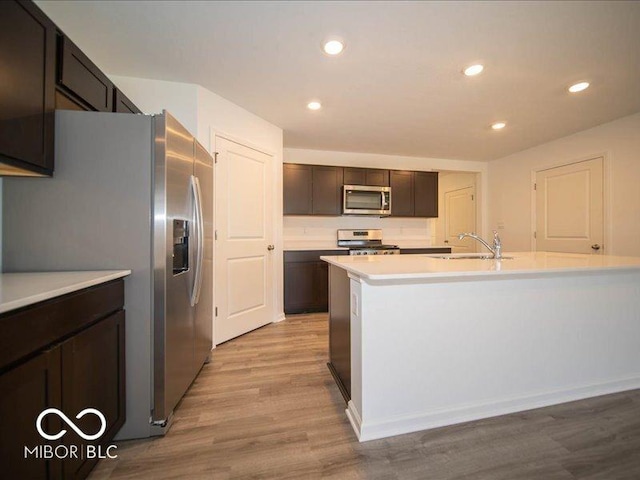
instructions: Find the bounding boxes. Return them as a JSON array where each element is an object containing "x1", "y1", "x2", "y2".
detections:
[
  {"x1": 444, "y1": 186, "x2": 476, "y2": 253},
  {"x1": 215, "y1": 136, "x2": 274, "y2": 344},
  {"x1": 535, "y1": 157, "x2": 604, "y2": 254}
]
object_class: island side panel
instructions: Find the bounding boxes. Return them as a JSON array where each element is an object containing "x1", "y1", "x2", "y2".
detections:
[
  {"x1": 328, "y1": 264, "x2": 352, "y2": 401},
  {"x1": 357, "y1": 270, "x2": 640, "y2": 441}
]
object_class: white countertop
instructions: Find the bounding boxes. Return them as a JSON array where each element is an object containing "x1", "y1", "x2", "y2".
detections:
[
  {"x1": 321, "y1": 251, "x2": 640, "y2": 283},
  {"x1": 0, "y1": 270, "x2": 131, "y2": 314}
]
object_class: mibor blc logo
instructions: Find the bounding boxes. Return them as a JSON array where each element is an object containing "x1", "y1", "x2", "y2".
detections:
[
  {"x1": 24, "y1": 408, "x2": 117, "y2": 460},
  {"x1": 37, "y1": 408, "x2": 107, "y2": 441}
]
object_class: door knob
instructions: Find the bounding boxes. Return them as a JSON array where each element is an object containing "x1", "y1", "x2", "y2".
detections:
[
  {"x1": 591, "y1": 244, "x2": 601, "y2": 251},
  {"x1": 267, "y1": 244, "x2": 275, "y2": 251}
]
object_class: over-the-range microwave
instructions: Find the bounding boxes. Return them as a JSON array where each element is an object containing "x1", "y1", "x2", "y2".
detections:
[{"x1": 343, "y1": 185, "x2": 391, "y2": 216}]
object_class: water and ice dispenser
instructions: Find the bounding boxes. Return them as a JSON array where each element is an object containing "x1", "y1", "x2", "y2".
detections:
[{"x1": 172, "y1": 219, "x2": 189, "y2": 274}]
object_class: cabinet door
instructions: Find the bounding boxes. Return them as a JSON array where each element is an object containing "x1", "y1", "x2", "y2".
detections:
[
  {"x1": 284, "y1": 262, "x2": 317, "y2": 313},
  {"x1": 365, "y1": 169, "x2": 390, "y2": 187},
  {"x1": 390, "y1": 170, "x2": 414, "y2": 216},
  {"x1": 343, "y1": 167, "x2": 366, "y2": 186},
  {"x1": 283, "y1": 164, "x2": 312, "y2": 215},
  {"x1": 312, "y1": 166, "x2": 343, "y2": 215},
  {"x1": 414, "y1": 171, "x2": 439, "y2": 217},
  {"x1": 113, "y1": 88, "x2": 142, "y2": 114},
  {"x1": 0, "y1": 0, "x2": 55, "y2": 175},
  {"x1": 343, "y1": 168, "x2": 389, "y2": 187},
  {"x1": 0, "y1": 347, "x2": 63, "y2": 480},
  {"x1": 60, "y1": 311, "x2": 125, "y2": 480},
  {"x1": 58, "y1": 35, "x2": 114, "y2": 112}
]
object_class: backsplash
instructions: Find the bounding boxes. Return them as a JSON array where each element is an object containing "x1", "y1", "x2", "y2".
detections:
[{"x1": 284, "y1": 215, "x2": 436, "y2": 248}]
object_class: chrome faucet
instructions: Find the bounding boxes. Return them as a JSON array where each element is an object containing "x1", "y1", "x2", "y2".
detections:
[{"x1": 458, "y1": 231, "x2": 503, "y2": 259}]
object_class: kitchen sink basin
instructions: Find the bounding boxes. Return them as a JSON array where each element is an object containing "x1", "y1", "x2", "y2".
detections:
[{"x1": 430, "y1": 254, "x2": 514, "y2": 260}]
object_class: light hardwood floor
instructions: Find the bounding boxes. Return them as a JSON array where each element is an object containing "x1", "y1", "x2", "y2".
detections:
[{"x1": 90, "y1": 313, "x2": 640, "y2": 480}]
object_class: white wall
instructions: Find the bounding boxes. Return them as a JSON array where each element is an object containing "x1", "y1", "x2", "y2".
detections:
[
  {"x1": 284, "y1": 148, "x2": 488, "y2": 247},
  {"x1": 488, "y1": 112, "x2": 640, "y2": 256},
  {"x1": 108, "y1": 76, "x2": 285, "y2": 324}
]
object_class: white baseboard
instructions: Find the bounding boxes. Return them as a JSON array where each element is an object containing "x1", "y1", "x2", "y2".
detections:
[
  {"x1": 273, "y1": 312, "x2": 286, "y2": 323},
  {"x1": 353, "y1": 376, "x2": 640, "y2": 442},
  {"x1": 346, "y1": 401, "x2": 362, "y2": 441}
]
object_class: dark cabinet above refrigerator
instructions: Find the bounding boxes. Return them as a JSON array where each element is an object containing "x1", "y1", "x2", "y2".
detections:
[{"x1": 0, "y1": 0, "x2": 142, "y2": 177}]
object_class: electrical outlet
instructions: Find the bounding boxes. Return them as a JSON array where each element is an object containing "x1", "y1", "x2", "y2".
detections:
[{"x1": 351, "y1": 293, "x2": 359, "y2": 316}]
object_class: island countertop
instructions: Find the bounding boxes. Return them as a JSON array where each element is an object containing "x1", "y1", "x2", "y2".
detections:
[
  {"x1": 321, "y1": 251, "x2": 640, "y2": 283},
  {"x1": 0, "y1": 270, "x2": 132, "y2": 314}
]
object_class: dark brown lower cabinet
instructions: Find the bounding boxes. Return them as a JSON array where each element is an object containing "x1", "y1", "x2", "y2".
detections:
[
  {"x1": 284, "y1": 261, "x2": 327, "y2": 313},
  {"x1": 61, "y1": 311, "x2": 125, "y2": 480},
  {"x1": 0, "y1": 279, "x2": 126, "y2": 480},
  {"x1": 284, "y1": 250, "x2": 348, "y2": 314},
  {"x1": 0, "y1": 347, "x2": 63, "y2": 480}
]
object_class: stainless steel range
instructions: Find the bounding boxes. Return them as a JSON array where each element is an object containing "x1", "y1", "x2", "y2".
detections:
[{"x1": 337, "y1": 229, "x2": 400, "y2": 255}]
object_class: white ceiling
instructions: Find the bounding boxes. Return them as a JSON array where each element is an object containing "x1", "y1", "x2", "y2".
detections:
[{"x1": 37, "y1": 0, "x2": 640, "y2": 161}]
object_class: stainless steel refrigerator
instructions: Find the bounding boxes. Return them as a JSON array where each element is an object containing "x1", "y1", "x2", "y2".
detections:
[{"x1": 3, "y1": 110, "x2": 213, "y2": 439}]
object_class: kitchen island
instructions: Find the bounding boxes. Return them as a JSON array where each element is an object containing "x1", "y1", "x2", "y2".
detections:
[{"x1": 321, "y1": 252, "x2": 640, "y2": 441}]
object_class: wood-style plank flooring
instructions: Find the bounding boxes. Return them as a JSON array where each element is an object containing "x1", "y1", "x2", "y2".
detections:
[{"x1": 89, "y1": 313, "x2": 640, "y2": 479}]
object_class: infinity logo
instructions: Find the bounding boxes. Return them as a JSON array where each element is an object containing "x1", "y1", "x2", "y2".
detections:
[{"x1": 36, "y1": 408, "x2": 107, "y2": 441}]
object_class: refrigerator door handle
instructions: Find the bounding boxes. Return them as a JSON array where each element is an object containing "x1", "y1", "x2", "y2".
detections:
[{"x1": 190, "y1": 175, "x2": 205, "y2": 306}]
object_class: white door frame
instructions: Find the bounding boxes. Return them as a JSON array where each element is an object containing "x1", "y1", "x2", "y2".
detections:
[{"x1": 530, "y1": 153, "x2": 612, "y2": 252}]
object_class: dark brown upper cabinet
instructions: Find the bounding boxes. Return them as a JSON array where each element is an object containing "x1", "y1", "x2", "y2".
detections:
[
  {"x1": 390, "y1": 170, "x2": 415, "y2": 216},
  {"x1": 57, "y1": 34, "x2": 114, "y2": 112},
  {"x1": 284, "y1": 164, "x2": 343, "y2": 215},
  {"x1": 283, "y1": 163, "x2": 313, "y2": 215},
  {"x1": 114, "y1": 88, "x2": 142, "y2": 114},
  {"x1": 414, "y1": 171, "x2": 439, "y2": 217},
  {"x1": 0, "y1": 0, "x2": 56, "y2": 176},
  {"x1": 284, "y1": 163, "x2": 437, "y2": 217},
  {"x1": 312, "y1": 165, "x2": 343, "y2": 215},
  {"x1": 343, "y1": 167, "x2": 389, "y2": 187}
]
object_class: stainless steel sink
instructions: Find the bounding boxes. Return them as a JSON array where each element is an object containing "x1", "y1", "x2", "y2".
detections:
[{"x1": 430, "y1": 254, "x2": 514, "y2": 260}]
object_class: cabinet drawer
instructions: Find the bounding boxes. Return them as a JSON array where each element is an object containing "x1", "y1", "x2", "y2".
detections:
[
  {"x1": 284, "y1": 250, "x2": 348, "y2": 263},
  {"x1": 58, "y1": 35, "x2": 114, "y2": 112},
  {"x1": 0, "y1": 279, "x2": 124, "y2": 372}
]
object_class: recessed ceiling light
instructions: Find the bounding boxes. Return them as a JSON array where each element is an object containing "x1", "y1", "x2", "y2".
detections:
[
  {"x1": 491, "y1": 122, "x2": 506, "y2": 130},
  {"x1": 307, "y1": 101, "x2": 322, "y2": 110},
  {"x1": 323, "y1": 39, "x2": 345, "y2": 56},
  {"x1": 568, "y1": 81, "x2": 590, "y2": 93},
  {"x1": 463, "y1": 64, "x2": 484, "y2": 76}
]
